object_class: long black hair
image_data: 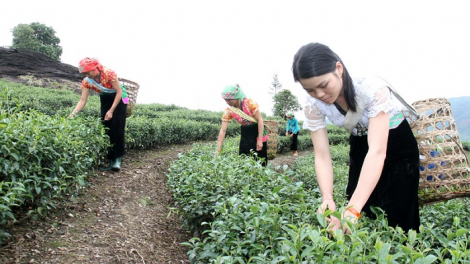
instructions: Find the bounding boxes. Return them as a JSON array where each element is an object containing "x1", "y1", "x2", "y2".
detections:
[{"x1": 292, "y1": 43, "x2": 357, "y2": 112}]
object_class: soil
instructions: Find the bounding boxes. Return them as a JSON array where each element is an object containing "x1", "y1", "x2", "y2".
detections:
[
  {"x1": 0, "y1": 47, "x2": 313, "y2": 263},
  {"x1": 0, "y1": 143, "x2": 311, "y2": 264}
]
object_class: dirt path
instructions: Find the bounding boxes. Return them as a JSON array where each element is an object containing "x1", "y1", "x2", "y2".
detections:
[
  {"x1": 0, "y1": 144, "x2": 311, "y2": 264},
  {"x1": 268, "y1": 149, "x2": 311, "y2": 169}
]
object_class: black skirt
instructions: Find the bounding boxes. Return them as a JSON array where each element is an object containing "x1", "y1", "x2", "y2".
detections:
[
  {"x1": 239, "y1": 123, "x2": 268, "y2": 166},
  {"x1": 100, "y1": 93, "x2": 127, "y2": 160},
  {"x1": 346, "y1": 120, "x2": 420, "y2": 231}
]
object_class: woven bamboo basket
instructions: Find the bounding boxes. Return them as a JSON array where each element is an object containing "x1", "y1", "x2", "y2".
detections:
[
  {"x1": 119, "y1": 78, "x2": 140, "y2": 117},
  {"x1": 264, "y1": 120, "x2": 279, "y2": 160},
  {"x1": 409, "y1": 98, "x2": 470, "y2": 205}
]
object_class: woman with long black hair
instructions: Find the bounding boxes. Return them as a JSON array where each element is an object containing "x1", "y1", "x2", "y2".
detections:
[{"x1": 292, "y1": 43, "x2": 420, "y2": 232}]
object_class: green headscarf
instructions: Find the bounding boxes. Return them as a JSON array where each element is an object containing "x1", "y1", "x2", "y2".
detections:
[
  {"x1": 221, "y1": 84, "x2": 246, "y2": 102},
  {"x1": 286, "y1": 112, "x2": 294, "y2": 117}
]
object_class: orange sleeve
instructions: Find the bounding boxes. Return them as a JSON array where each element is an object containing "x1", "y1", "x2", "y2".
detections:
[
  {"x1": 246, "y1": 98, "x2": 259, "y2": 115},
  {"x1": 221, "y1": 108, "x2": 233, "y2": 122}
]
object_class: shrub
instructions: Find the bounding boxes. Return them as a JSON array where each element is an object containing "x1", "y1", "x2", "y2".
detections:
[
  {"x1": 0, "y1": 111, "x2": 108, "y2": 226},
  {"x1": 169, "y1": 142, "x2": 470, "y2": 262}
]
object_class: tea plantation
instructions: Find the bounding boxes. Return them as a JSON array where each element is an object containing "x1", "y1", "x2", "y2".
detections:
[{"x1": 1, "y1": 79, "x2": 469, "y2": 263}]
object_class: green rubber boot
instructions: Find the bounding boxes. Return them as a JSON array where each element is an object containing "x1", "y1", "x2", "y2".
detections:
[
  {"x1": 111, "y1": 157, "x2": 121, "y2": 172},
  {"x1": 99, "y1": 160, "x2": 114, "y2": 171}
]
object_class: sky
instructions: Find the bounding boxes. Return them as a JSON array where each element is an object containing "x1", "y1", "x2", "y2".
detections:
[{"x1": 1, "y1": 0, "x2": 469, "y2": 120}]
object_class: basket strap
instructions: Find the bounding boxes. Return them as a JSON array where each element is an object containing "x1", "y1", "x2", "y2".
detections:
[
  {"x1": 230, "y1": 106, "x2": 258, "y2": 123},
  {"x1": 86, "y1": 77, "x2": 129, "y2": 100},
  {"x1": 86, "y1": 77, "x2": 116, "y2": 94},
  {"x1": 343, "y1": 77, "x2": 420, "y2": 134},
  {"x1": 374, "y1": 76, "x2": 420, "y2": 118}
]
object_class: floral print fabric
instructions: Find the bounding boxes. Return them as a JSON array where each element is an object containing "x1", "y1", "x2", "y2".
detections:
[
  {"x1": 222, "y1": 98, "x2": 268, "y2": 142},
  {"x1": 81, "y1": 67, "x2": 118, "y2": 94},
  {"x1": 78, "y1": 57, "x2": 103, "y2": 73},
  {"x1": 221, "y1": 84, "x2": 246, "y2": 101}
]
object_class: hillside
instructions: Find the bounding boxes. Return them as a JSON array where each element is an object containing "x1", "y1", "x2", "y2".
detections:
[
  {"x1": 0, "y1": 47, "x2": 82, "y2": 92},
  {"x1": 449, "y1": 96, "x2": 470, "y2": 142}
]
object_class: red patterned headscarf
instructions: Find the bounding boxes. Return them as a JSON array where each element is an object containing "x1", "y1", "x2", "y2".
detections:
[{"x1": 78, "y1": 57, "x2": 104, "y2": 73}]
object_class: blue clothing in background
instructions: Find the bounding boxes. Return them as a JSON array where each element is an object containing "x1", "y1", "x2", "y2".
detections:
[{"x1": 286, "y1": 117, "x2": 300, "y2": 134}]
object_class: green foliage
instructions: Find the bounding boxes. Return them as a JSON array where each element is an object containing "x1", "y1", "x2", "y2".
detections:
[
  {"x1": 1, "y1": 78, "x2": 469, "y2": 261},
  {"x1": 133, "y1": 103, "x2": 185, "y2": 113},
  {"x1": 167, "y1": 139, "x2": 314, "y2": 230},
  {"x1": 0, "y1": 82, "x2": 108, "y2": 243},
  {"x1": 277, "y1": 134, "x2": 312, "y2": 154},
  {"x1": 134, "y1": 106, "x2": 227, "y2": 126},
  {"x1": 291, "y1": 144, "x2": 350, "y2": 193},
  {"x1": 126, "y1": 115, "x2": 238, "y2": 149},
  {"x1": 275, "y1": 122, "x2": 348, "y2": 155},
  {"x1": 0, "y1": 110, "x2": 109, "y2": 225},
  {"x1": 0, "y1": 79, "x2": 240, "y2": 150},
  {"x1": 168, "y1": 141, "x2": 470, "y2": 263},
  {"x1": 12, "y1": 22, "x2": 62, "y2": 60},
  {"x1": 272, "y1": 89, "x2": 302, "y2": 118},
  {"x1": 0, "y1": 78, "x2": 349, "y2": 154},
  {"x1": 0, "y1": 80, "x2": 100, "y2": 117}
]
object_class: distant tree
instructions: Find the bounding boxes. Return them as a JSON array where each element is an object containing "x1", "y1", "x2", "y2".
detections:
[
  {"x1": 272, "y1": 89, "x2": 302, "y2": 118},
  {"x1": 268, "y1": 73, "x2": 283, "y2": 97},
  {"x1": 12, "y1": 22, "x2": 62, "y2": 61}
]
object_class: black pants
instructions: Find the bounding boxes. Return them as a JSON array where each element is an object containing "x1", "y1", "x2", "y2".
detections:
[
  {"x1": 288, "y1": 131, "x2": 298, "y2": 151},
  {"x1": 346, "y1": 120, "x2": 420, "y2": 231},
  {"x1": 100, "y1": 93, "x2": 127, "y2": 160},
  {"x1": 239, "y1": 123, "x2": 268, "y2": 166}
]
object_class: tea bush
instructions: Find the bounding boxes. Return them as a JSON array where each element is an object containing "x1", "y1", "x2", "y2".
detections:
[
  {"x1": 276, "y1": 125, "x2": 349, "y2": 154},
  {"x1": 0, "y1": 110, "x2": 109, "y2": 226},
  {"x1": 0, "y1": 79, "x2": 351, "y2": 154},
  {"x1": 168, "y1": 141, "x2": 470, "y2": 263},
  {"x1": 291, "y1": 144, "x2": 350, "y2": 193},
  {"x1": 125, "y1": 115, "x2": 239, "y2": 149},
  {"x1": 0, "y1": 79, "x2": 240, "y2": 149}
]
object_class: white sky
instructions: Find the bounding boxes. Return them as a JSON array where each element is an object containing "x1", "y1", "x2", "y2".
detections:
[{"x1": 1, "y1": 0, "x2": 469, "y2": 119}]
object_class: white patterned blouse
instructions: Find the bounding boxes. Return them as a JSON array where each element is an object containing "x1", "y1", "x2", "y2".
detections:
[{"x1": 303, "y1": 76, "x2": 411, "y2": 136}]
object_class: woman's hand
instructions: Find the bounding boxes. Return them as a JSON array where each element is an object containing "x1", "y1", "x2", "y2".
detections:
[
  {"x1": 214, "y1": 146, "x2": 222, "y2": 155},
  {"x1": 286, "y1": 132, "x2": 289, "y2": 136},
  {"x1": 104, "y1": 110, "x2": 113, "y2": 121},
  {"x1": 318, "y1": 199, "x2": 336, "y2": 215},
  {"x1": 68, "y1": 110, "x2": 77, "y2": 118},
  {"x1": 318, "y1": 198, "x2": 336, "y2": 224},
  {"x1": 256, "y1": 138, "x2": 263, "y2": 151},
  {"x1": 327, "y1": 215, "x2": 342, "y2": 234},
  {"x1": 340, "y1": 208, "x2": 360, "y2": 234},
  {"x1": 326, "y1": 206, "x2": 360, "y2": 235},
  {"x1": 318, "y1": 199, "x2": 342, "y2": 234},
  {"x1": 70, "y1": 88, "x2": 89, "y2": 119}
]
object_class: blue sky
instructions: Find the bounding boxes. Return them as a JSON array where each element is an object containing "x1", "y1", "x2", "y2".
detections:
[{"x1": 1, "y1": 0, "x2": 469, "y2": 119}]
